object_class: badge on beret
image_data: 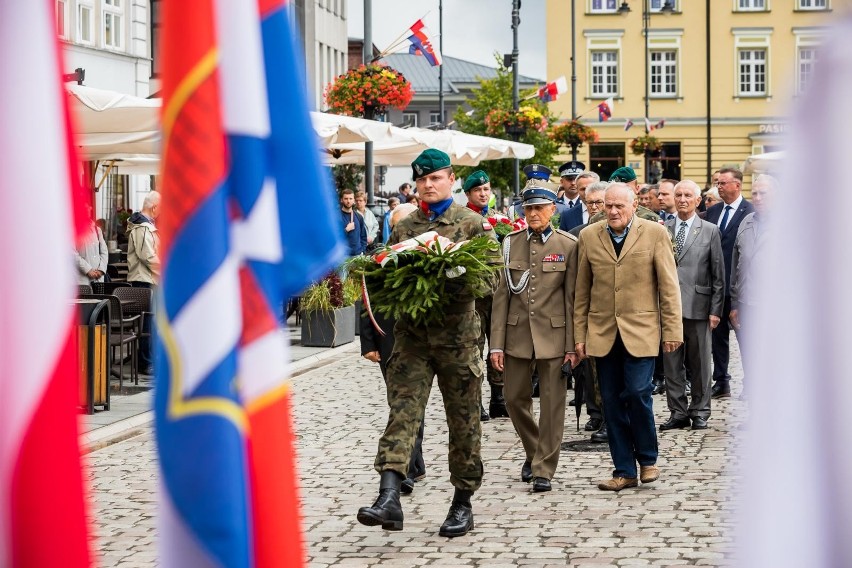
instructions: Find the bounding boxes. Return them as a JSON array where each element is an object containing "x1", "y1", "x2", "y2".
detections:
[{"x1": 414, "y1": 163, "x2": 423, "y2": 176}]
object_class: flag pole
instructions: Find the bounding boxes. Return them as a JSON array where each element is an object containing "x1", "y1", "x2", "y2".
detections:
[{"x1": 375, "y1": 11, "x2": 431, "y2": 60}]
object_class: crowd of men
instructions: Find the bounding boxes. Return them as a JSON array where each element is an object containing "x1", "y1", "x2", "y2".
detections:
[{"x1": 354, "y1": 147, "x2": 773, "y2": 538}]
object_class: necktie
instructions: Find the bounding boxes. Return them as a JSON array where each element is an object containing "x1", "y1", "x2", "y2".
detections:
[
  {"x1": 675, "y1": 221, "x2": 687, "y2": 255},
  {"x1": 719, "y1": 205, "x2": 733, "y2": 232},
  {"x1": 568, "y1": 200, "x2": 575, "y2": 208}
]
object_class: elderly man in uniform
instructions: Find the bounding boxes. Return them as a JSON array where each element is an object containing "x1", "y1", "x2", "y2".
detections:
[
  {"x1": 357, "y1": 149, "x2": 499, "y2": 537},
  {"x1": 463, "y1": 170, "x2": 509, "y2": 420},
  {"x1": 489, "y1": 176, "x2": 579, "y2": 493},
  {"x1": 574, "y1": 182, "x2": 683, "y2": 491}
]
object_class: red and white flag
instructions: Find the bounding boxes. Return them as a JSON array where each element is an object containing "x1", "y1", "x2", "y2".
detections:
[
  {"x1": 538, "y1": 76, "x2": 568, "y2": 103},
  {"x1": 0, "y1": 1, "x2": 91, "y2": 566},
  {"x1": 644, "y1": 117, "x2": 654, "y2": 133}
]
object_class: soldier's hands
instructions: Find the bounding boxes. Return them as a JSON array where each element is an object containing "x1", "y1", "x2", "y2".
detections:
[
  {"x1": 729, "y1": 309, "x2": 740, "y2": 330},
  {"x1": 363, "y1": 351, "x2": 381, "y2": 363},
  {"x1": 662, "y1": 341, "x2": 682, "y2": 353},
  {"x1": 709, "y1": 315, "x2": 721, "y2": 330},
  {"x1": 575, "y1": 343, "x2": 586, "y2": 359},
  {"x1": 563, "y1": 352, "x2": 579, "y2": 369},
  {"x1": 490, "y1": 352, "x2": 504, "y2": 372}
]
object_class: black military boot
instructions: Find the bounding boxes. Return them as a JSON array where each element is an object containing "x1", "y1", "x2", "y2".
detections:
[
  {"x1": 357, "y1": 471, "x2": 404, "y2": 530},
  {"x1": 480, "y1": 402, "x2": 490, "y2": 422},
  {"x1": 488, "y1": 384, "x2": 510, "y2": 418},
  {"x1": 439, "y1": 489, "x2": 474, "y2": 537}
]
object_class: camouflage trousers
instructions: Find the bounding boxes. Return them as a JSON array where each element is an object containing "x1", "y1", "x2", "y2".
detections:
[{"x1": 374, "y1": 342, "x2": 484, "y2": 492}]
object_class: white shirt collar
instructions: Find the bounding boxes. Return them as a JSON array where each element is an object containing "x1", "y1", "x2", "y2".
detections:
[
  {"x1": 725, "y1": 195, "x2": 744, "y2": 213},
  {"x1": 675, "y1": 213, "x2": 697, "y2": 234}
]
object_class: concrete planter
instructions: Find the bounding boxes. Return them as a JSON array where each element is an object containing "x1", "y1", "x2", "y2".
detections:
[
  {"x1": 354, "y1": 299, "x2": 363, "y2": 336},
  {"x1": 301, "y1": 305, "x2": 356, "y2": 347}
]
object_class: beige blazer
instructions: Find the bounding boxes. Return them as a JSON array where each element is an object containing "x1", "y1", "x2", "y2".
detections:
[
  {"x1": 574, "y1": 217, "x2": 683, "y2": 358},
  {"x1": 491, "y1": 229, "x2": 578, "y2": 360}
]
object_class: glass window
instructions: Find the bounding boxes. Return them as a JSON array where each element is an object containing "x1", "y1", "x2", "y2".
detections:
[
  {"x1": 591, "y1": 51, "x2": 618, "y2": 96},
  {"x1": 738, "y1": 0, "x2": 766, "y2": 9},
  {"x1": 739, "y1": 49, "x2": 767, "y2": 96},
  {"x1": 403, "y1": 112, "x2": 418, "y2": 127},
  {"x1": 56, "y1": 0, "x2": 69, "y2": 38},
  {"x1": 103, "y1": 0, "x2": 124, "y2": 50},
  {"x1": 430, "y1": 111, "x2": 443, "y2": 126},
  {"x1": 650, "y1": 50, "x2": 677, "y2": 96},
  {"x1": 649, "y1": 0, "x2": 677, "y2": 11},
  {"x1": 799, "y1": 0, "x2": 827, "y2": 9},
  {"x1": 77, "y1": 1, "x2": 94, "y2": 44},
  {"x1": 798, "y1": 47, "x2": 817, "y2": 93},
  {"x1": 589, "y1": 142, "x2": 626, "y2": 183},
  {"x1": 590, "y1": 0, "x2": 617, "y2": 13},
  {"x1": 151, "y1": 0, "x2": 161, "y2": 77}
]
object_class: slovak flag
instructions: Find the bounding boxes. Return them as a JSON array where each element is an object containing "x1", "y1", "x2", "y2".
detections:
[
  {"x1": 1, "y1": 0, "x2": 92, "y2": 566},
  {"x1": 156, "y1": 0, "x2": 346, "y2": 566},
  {"x1": 407, "y1": 19, "x2": 442, "y2": 66},
  {"x1": 538, "y1": 76, "x2": 568, "y2": 103},
  {"x1": 654, "y1": 119, "x2": 666, "y2": 130},
  {"x1": 598, "y1": 97, "x2": 614, "y2": 122},
  {"x1": 624, "y1": 118, "x2": 635, "y2": 131}
]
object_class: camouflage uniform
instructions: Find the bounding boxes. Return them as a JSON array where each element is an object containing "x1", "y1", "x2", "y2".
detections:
[{"x1": 375, "y1": 203, "x2": 499, "y2": 492}]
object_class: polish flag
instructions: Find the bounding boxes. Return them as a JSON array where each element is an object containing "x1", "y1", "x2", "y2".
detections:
[{"x1": 0, "y1": 1, "x2": 91, "y2": 566}]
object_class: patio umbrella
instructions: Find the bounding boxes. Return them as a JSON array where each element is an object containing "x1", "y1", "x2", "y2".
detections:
[{"x1": 742, "y1": 150, "x2": 784, "y2": 174}]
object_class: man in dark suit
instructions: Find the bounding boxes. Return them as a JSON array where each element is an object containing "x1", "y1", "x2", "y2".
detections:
[
  {"x1": 662, "y1": 180, "x2": 725, "y2": 431},
  {"x1": 703, "y1": 167, "x2": 754, "y2": 398},
  {"x1": 559, "y1": 171, "x2": 600, "y2": 232}
]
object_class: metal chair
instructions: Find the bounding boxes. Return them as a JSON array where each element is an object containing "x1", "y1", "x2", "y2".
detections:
[{"x1": 80, "y1": 294, "x2": 139, "y2": 390}]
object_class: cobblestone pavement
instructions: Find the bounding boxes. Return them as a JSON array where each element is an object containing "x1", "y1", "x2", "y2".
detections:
[{"x1": 87, "y1": 340, "x2": 745, "y2": 567}]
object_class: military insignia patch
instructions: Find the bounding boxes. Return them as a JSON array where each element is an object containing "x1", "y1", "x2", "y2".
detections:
[
  {"x1": 542, "y1": 254, "x2": 565, "y2": 262},
  {"x1": 483, "y1": 222, "x2": 493, "y2": 231}
]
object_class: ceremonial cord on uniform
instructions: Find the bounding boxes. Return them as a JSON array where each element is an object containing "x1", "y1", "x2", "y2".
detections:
[{"x1": 502, "y1": 235, "x2": 530, "y2": 295}]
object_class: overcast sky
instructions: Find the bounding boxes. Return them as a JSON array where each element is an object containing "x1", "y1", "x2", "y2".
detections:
[{"x1": 347, "y1": 0, "x2": 548, "y2": 81}]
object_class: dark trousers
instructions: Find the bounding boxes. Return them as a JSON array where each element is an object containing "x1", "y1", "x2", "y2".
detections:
[
  {"x1": 712, "y1": 295, "x2": 733, "y2": 385},
  {"x1": 596, "y1": 334, "x2": 658, "y2": 479},
  {"x1": 130, "y1": 281, "x2": 155, "y2": 369},
  {"x1": 664, "y1": 319, "x2": 712, "y2": 420},
  {"x1": 574, "y1": 358, "x2": 602, "y2": 420}
]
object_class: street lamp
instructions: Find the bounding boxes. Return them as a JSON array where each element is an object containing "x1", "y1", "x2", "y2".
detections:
[
  {"x1": 619, "y1": 0, "x2": 674, "y2": 183},
  {"x1": 510, "y1": 0, "x2": 521, "y2": 197}
]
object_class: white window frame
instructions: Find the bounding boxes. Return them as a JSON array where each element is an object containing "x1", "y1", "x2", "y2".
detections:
[
  {"x1": 402, "y1": 112, "x2": 418, "y2": 127},
  {"x1": 738, "y1": 49, "x2": 767, "y2": 96},
  {"x1": 794, "y1": 28, "x2": 827, "y2": 94},
  {"x1": 798, "y1": 0, "x2": 828, "y2": 9},
  {"x1": 735, "y1": 0, "x2": 768, "y2": 11},
  {"x1": 585, "y1": 30, "x2": 623, "y2": 99},
  {"x1": 733, "y1": 28, "x2": 772, "y2": 99},
  {"x1": 56, "y1": 0, "x2": 70, "y2": 39},
  {"x1": 77, "y1": 0, "x2": 95, "y2": 45},
  {"x1": 429, "y1": 111, "x2": 442, "y2": 126},
  {"x1": 588, "y1": 0, "x2": 618, "y2": 14},
  {"x1": 591, "y1": 51, "x2": 619, "y2": 97},
  {"x1": 647, "y1": 30, "x2": 682, "y2": 99},
  {"x1": 650, "y1": 50, "x2": 677, "y2": 97},
  {"x1": 102, "y1": 0, "x2": 124, "y2": 51},
  {"x1": 648, "y1": 0, "x2": 679, "y2": 11},
  {"x1": 797, "y1": 47, "x2": 817, "y2": 94}
]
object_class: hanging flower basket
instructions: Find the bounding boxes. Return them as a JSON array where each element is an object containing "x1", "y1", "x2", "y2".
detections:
[
  {"x1": 484, "y1": 105, "x2": 548, "y2": 137},
  {"x1": 550, "y1": 120, "x2": 600, "y2": 148},
  {"x1": 324, "y1": 64, "x2": 413, "y2": 117},
  {"x1": 629, "y1": 134, "x2": 663, "y2": 155}
]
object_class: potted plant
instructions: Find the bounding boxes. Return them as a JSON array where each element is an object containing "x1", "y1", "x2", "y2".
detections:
[
  {"x1": 300, "y1": 272, "x2": 356, "y2": 347},
  {"x1": 323, "y1": 63, "x2": 413, "y2": 118},
  {"x1": 484, "y1": 106, "x2": 548, "y2": 137},
  {"x1": 629, "y1": 134, "x2": 663, "y2": 155},
  {"x1": 550, "y1": 120, "x2": 600, "y2": 148},
  {"x1": 343, "y1": 274, "x2": 363, "y2": 336}
]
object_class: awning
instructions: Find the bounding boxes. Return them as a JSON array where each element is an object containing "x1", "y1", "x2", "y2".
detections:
[{"x1": 743, "y1": 150, "x2": 784, "y2": 174}]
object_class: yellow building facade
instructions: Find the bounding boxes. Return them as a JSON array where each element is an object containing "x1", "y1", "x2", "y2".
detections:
[{"x1": 545, "y1": 0, "x2": 832, "y2": 190}]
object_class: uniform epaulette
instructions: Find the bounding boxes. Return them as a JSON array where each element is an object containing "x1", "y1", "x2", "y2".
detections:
[
  {"x1": 507, "y1": 228, "x2": 525, "y2": 237},
  {"x1": 555, "y1": 228, "x2": 578, "y2": 241}
]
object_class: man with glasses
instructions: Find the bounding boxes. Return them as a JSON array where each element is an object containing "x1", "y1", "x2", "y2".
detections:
[{"x1": 704, "y1": 168, "x2": 754, "y2": 399}]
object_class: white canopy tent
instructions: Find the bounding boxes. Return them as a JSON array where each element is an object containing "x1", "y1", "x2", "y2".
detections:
[
  {"x1": 67, "y1": 85, "x2": 536, "y2": 172},
  {"x1": 743, "y1": 150, "x2": 784, "y2": 174}
]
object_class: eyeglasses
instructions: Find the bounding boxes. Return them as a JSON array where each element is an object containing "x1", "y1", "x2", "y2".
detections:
[
  {"x1": 715, "y1": 180, "x2": 737, "y2": 187},
  {"x1": 587, "y1": 200, "x2": 605, "y2": 207}
]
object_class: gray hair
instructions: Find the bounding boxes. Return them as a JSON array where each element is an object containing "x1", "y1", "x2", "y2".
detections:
[
  {"x1": 390, "y1": 203, "x2": 417, "y2": 227},
  {"x1": 605, "y1": 182, "x2": 635, "y2": 203},
  {"x1": 142, "y1": 191, "x2": 161, "y2": 210},
  {"x1": 585, "y1": 181, "x2": 609, "y2": 196},
  {"x1": 387, "y1": 197, "x2": 400, "y2": 207},
  {"x1": 577, "y1": 171, "x2": 601, "y2": 184},
  {"x1": 674, "y1": 179, "x2": 701, "y2": 198},
  {"x1": 703, "y1": 187, "x2": 720, "y2": 201},
  {"x1": 752, "y1": 173, "x2": 779, "y2": 191}
]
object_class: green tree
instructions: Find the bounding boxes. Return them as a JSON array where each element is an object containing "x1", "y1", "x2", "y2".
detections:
[
  {"x1": 452, "y1": 56, "x2": 561, "y2": 203},
  {"x1": 331, "y1": 164, "x2": 364, "y2": 193}
]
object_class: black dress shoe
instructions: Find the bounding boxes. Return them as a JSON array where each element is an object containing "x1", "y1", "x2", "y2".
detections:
[
  {"x1": 357, "y1": 471, "x2": 404, "y2": 530},
  {"x1": 652, "y1": 380, "x2": 666, "y2": 395},
  {"x1": 521, "y1": 460, "x2": 533, "y2": 483},
  {"x1": 584, "y1": 417, "x2": 603, "y2": 432},
  {"x1": 590, "y1": 425, "x2": 608, "y2": 443},
  {"x1": 400, "y1": 477, "x2": 415, "y2": 494},
  {"x1": 439, "y1": 490, "x2": 474, "y2": 537},
  {"x1": 691, "y1": 417, "x2": 709, "y2": 430},
  {"x1": 568, "y1": 398, "x2": 577, "y2": 406},
  {"x1": 532, "y1": 477, "x2": 552, "y2": 492},
  {"x1": 711, "y1": 383, "x2": 731, "y2": 399},
  {"x1": 480, "y1": 403, "x2": 490, "y2": 422},
  {"x1": 659, "y1": 416, "x2": 691, "y2": 431}
]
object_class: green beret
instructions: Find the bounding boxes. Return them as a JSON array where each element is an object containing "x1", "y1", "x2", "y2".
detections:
[
  {"x1": 463, "y1": 170, "x2": 489, "y2": 192},
  {"x1": 411, "y1": 148, "x2": 452, "y2": 180},
  {"x1": 609, "y1": 166, "x2": 637, "y2": 183}
]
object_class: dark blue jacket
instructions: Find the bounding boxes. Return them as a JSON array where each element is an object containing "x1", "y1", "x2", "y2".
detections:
[
  {"x1": 341, "y1": 208, "x2": 368, "y2": 255},
  {"x1": 705, "y1": 199, "x2": 755, "y2": 293}
]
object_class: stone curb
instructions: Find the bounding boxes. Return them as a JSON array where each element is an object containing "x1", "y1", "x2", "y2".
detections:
[{"x1": 81, "y1": 341, "x2": 359, "y2": 453}]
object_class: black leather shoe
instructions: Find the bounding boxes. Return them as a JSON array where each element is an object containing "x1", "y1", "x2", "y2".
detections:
[
  {"x1": 439, "y1": 490, "x2": 474, "y2": 537},
  {"x1": 488, "y1": 385, "x2": 510, "y2": 418},
  {"x1": 480, "y1": 403, "x2": 490, "y2": 422},
  {"x1": 357, "y1": 471, "x2": 404, "y2": 530},
  {"x1": 711, "y1": 383, "x2": 731, "y2": 399},
  {"x1": 691, "y1": 417, "x2": 709, "y2": 430},
  {"x1": 652, "y1": 380, "x2": 666, "y2": 395},
  {"x1": 590, "y1": 425, "x2": 608, "y2": 443},
  {"x1": 584, "y1": 417, "x2": 603, "y2": 432},
  {"x1": 568, "y1": 398, "x2": 577, "y2": 406},
  {"x1": 400, "y1": 477, "x2": 415, "y2": 494},
  {"x1": 521, "y1": 460, "x2": 533, "y2": 483},
  {"x1": 659, "y1": 416, "x2": 691, "y2": 431},
  {"x1": 532, "y1": 477, "x2": 552, "y2": 492}
]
